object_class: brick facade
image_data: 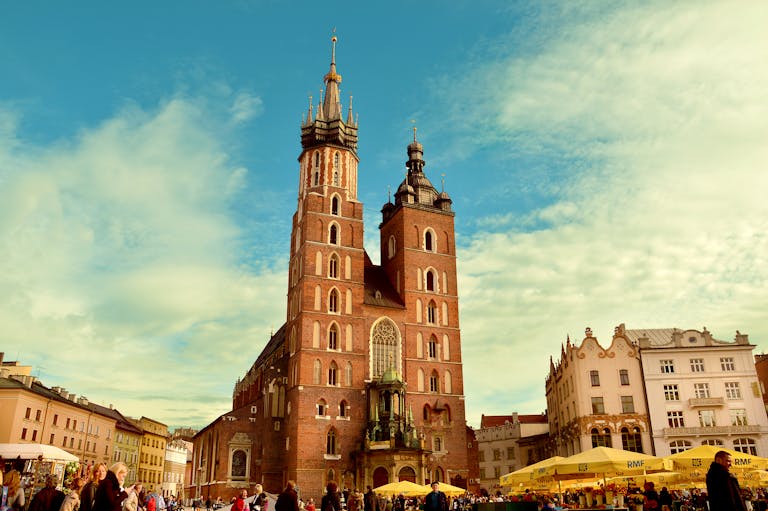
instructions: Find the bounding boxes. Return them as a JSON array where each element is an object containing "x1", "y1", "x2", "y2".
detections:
[{"x1": 192, "y1": 38, "x2": 468, "y2": 503}]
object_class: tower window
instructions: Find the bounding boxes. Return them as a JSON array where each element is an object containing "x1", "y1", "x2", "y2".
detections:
[
  {"x1": 329, "y1": 254, "x2": 339, "y2": 279},
  {"x1": 326, "y1": 429, "x2": 337, "y2": 454},
  {"x1": 428, "y1": 336, "x2": 437, "y2": 359},
  {"x1": 329, "y1": 224, "x2": 338, "y2": 245},
  {"x1": 331, "y1": 196, "x2": 340, "y2": 215},
  {"x1": 424, "y1": 229, "x2": 435, "y2": 252},
  {"x1": 328, "y1": 362, "x2": 338, "y2": 386},
  {"x1": 329, "y1": 289, "x2": 339, "y2": 313},
  {"x1": 429, "y1": 371, "x2": 440, "y2": 393},
  {"x1": 427, "y1": 300, "x2": 437, "y2": 324},
  {"x1": 426, "y1": 270, "x2": 435, "y2": 292},
  {"x1": 328, "y1": 324, "x2": 338, "y2": 350}
]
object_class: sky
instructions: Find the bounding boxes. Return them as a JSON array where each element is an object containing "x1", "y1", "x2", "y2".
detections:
[{"x1": 1, "y1": 0, "x2": 767, "y2": 431}]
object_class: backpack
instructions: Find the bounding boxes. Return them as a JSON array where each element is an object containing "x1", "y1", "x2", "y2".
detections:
[{"x1": 148, "y1": 497, "x2": 157, "y2": 511}]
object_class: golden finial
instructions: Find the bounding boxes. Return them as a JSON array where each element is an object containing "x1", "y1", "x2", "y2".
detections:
[{"x1": 410, "y1": 119, "x2": 417, "y2": 142}]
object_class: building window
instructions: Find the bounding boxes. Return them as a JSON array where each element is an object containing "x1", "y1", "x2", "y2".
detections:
[
  {"x1": 660, "y1": 360, "x2": 675, "y2": 373},
  {"x1": 621, "y1": 427, "x2": 643, "y2": 453},
  {"x1": 591, "y1": 397, "x2": 605, "y2": 414},
  {"x1": 664, "y1": 384, "x2": 680, "y2": 401},
  {"x1": 326, "y1": 429, "x2": 337, "y2": 455},
  {"x1": 667, "y1": 411, "x2": 685, "y2": 428},
  {"x1": 424, "y1": 230, "x2": 434, "y2": 252},
  {"x1": 313, "y1": 360, "x2": 322, "y2": 385},
  {"x1": 590, "y1": 370, "x2": 600, "y2": 386},
  {"x1": 621, "y1": 396, "x2": 635, "y2": 413},
  {"x1": 731, "y1": 409, "x2": 748, "y2": 426},
  {"x1": 328, "y1": 324, "x2": 338, "y2": 350},
  {"x1": 50, "y1": 434, "x2": 55, "y2": 444},
  {"x1": 317, "y1": 399, "x2": 327, "y2": 416},
  {"x1": 434, "y1": 437, "x2": 443, "y2": 452},
  {"x1": 426, "y1": 270, "x2": 435, "y2": 292},
  {"x1": 371, "y1": 318, "x2": 399, "y2": 379},
  {"x1": 428, "y1": 336, "x2": 437, "y2": 359},
  {"x1": 35, "y1": 409, "x2": 41, "y2": 421},
  {"x1": 493, "y1": 449, "x2": 501, "y2": 461},
  {"x1": 25, "y1": 408, "x2": 31, "y2": 419},
  {"x1": 231, "y1": 450, "x2": 247, "y2": 478},
  {"x1": 329, "y1": 224, "x2": 338, "y2": 245},
  {"x1": 329, "y1": 289, "x2": 339, "y2": 313},
  {"x1": 591, "y1": 428, "x2": 612, "y2": 448},
  {"x1": 32, "y1": 430, "x2": 37, "y2": 441},
  {"x1": 427, "y1": 301, "x2": 437, "y2": 324},
  {"x1": 339, "y1": 400, "x2": 348, "y2": 418},
  {"x1": 694, "y1": 383, "x2": 710, "y2": 398},
  {"x1": 725, "y1": 382, "x2": 742, "y2": 399},
  {"x1": 670, "y1": 440, "x2": 691, "y2": 454},
  {"x1": 331, "y1": 196, "x2": 340, "y2": 215},
  {"x1": 328, "y1": 363, "x2": 338, "y2": 386},
  {"x1": 329, "y1": 254, "x2": 339, "y2": 278},
  {"x1": 507, "y1": 447, "x2": 515, "y2": 460},
  {"x1": 429, "y1": 371, "x2": 440, "y2": 393},
  {"x1": 690, "y1": 358, "x2": 705, "y2": 372},
  {"x1": 698, "y1": 410, "x2": 716, "y2": 427},
  {"x1": 734, "y1": 438, "x2": 757, "y2": 456},
  {"x1": 721, "y1": 357, "x2": 736, "y2": 371},
  {"x1": 702, "y1": 439, "x2": 723, "y2": 446},
  {"x1": 478, "y1": 450, "x2": 485, "y2": 462},
  {"x1": 619, "y1": 369, "x2": 629, "y2": 385},
  {"x1": 53, "y1": 414, "x2": 58, "y2": 426},
  {"x1": 21, "y1": 428, "x2": 27, "y2": 440},
  {"x1": 63, "y1": 436, "x2": 67, "y2": 447}
]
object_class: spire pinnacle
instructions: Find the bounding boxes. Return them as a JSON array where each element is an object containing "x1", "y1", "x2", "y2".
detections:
[{"x1": 322, "y1": 32, "x2": 343, "y2": 119}]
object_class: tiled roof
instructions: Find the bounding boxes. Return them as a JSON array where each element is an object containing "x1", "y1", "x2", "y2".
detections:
[
  {"x1": 363, "y1": 255, "x2": 405, "y2": 309},
  {"x1": 480, "y1": 414, "x2": 547, "y2": 428}
]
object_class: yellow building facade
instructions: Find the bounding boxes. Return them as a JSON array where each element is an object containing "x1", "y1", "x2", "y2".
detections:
[{"x1": 134, "y1": 416, "x2": 168, "y2": 491}]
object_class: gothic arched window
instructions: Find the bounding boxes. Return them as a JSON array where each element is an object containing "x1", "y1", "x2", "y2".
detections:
[{"x1": 370, "y1": 318, "x2": 400, "y2": 379}]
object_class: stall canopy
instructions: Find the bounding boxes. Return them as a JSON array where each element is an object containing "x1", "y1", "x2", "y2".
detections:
[
  {"x1": 0, "y1": 443, "x2": 79, "y2": 462},
  {"x1": 664, "y1": 445, "x2": 768, "y2": 473},
  {"x1": 500, "y1": 456, "x2": 566, "y2": 486},
  {"x1": 373, "y1": 480, "x2": 427, "y2": 496},
  {"x1": 418, "y1": 482, "x2": 467, "y2": 496},
  {"x1": 544, "y1": 446, "x2": 668, "y2": 477}
]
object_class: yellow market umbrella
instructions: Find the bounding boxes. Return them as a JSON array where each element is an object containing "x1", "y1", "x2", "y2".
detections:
[
  {"x1": 545, "y1": 447, "x2": 668, "y2": 477},
  {"x1": 740, "y1": 470, "x2": 768, "y2": 487},
  {"x1": 419, "y1": 483, "x2": 467, "y2": 496},
  {"x1": 373, "y1": 480, "x2": 428, "y2": 496},
  {"x1": 664, "y1": 445, "x2": 768, "y2": 472},
  {"x1": 500, "y1": 456, "x2": 566, "y2": 486},
  {"x1": 608, "y1": 472, "x2": 683, "y2": 486}
]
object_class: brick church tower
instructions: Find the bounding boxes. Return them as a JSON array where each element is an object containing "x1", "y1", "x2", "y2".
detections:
[{"x1": 192, "y1": 37, "x2": 468, "y2": 501}]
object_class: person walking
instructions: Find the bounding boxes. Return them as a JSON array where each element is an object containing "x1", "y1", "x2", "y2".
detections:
[
  {"x1": 363, "y1": 487, "x2": 377, "y2": 511},
  {"x1": 275, "y1": 481, "x2": 299, "y2": 511},
  {"x1": 320, "y1": 482, "x2": 341, "y2": 511},
  {"x1": 81, "y1": 464, "x2": 108, "y2": 511},
  {"x1": 60, "y1": 477, "x2": 86, "y2": 511},
  {"x1": 423, "y1": 483, "x2": 448, "y2": 511},
  {"x1": 232, "y1": 490, "x2": 248, "y2": 511},
  {"x1": 29, "y1": 474, "x2": 65, "y2": 511},
  {"x1": 706, "y1": 450, "x2": 747, "y2": 511},
  {"x1": 93, "y1": 462, "x2": 131, "y2": 511}
]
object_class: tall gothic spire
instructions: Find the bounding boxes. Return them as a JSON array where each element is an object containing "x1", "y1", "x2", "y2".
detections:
[
  {"x1": 300, "y1": 34, "x2": 358, "y2": 152},
  {"x1": 322, "y1": 35, "x2": 343, "y2": 120}
]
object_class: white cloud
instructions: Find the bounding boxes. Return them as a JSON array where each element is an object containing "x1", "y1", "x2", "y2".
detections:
[
  {"x1": 0, "y1": 96, "x2": 284, "y2": 427},
  {"x1": 230, "y1": 92, "x2": 264, "y2": 124},
  {"x1": 452, "y1": 1, "x2": 768, "y2": 425}
]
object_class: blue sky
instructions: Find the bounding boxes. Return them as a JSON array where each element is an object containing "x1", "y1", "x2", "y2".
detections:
[{"x1": 2, "y1": 1, "x2": 767, "y2": 430}]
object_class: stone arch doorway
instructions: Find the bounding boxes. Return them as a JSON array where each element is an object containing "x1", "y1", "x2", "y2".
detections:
[
  {"x1": 373, "y1": 466, "x2": 389, "y2": 488},
  {"x1": 398, "y1": 466, "x2": 416, "y2": 483}
]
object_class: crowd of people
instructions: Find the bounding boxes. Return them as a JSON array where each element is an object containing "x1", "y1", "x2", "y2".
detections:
[{"x1": 1, "y1": 460, "x2": 183, "y2": 511}]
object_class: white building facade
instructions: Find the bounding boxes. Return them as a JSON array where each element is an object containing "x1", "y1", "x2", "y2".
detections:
[
  {"x1": 629, "y1": 326, "x2": 768, "y2": 457},
  {"x1": 545, "y1": 327, "x2": 652, "y2": 457},
  {"x1": 475, "y1": 413, "x2": 549, "y2": 494}
]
